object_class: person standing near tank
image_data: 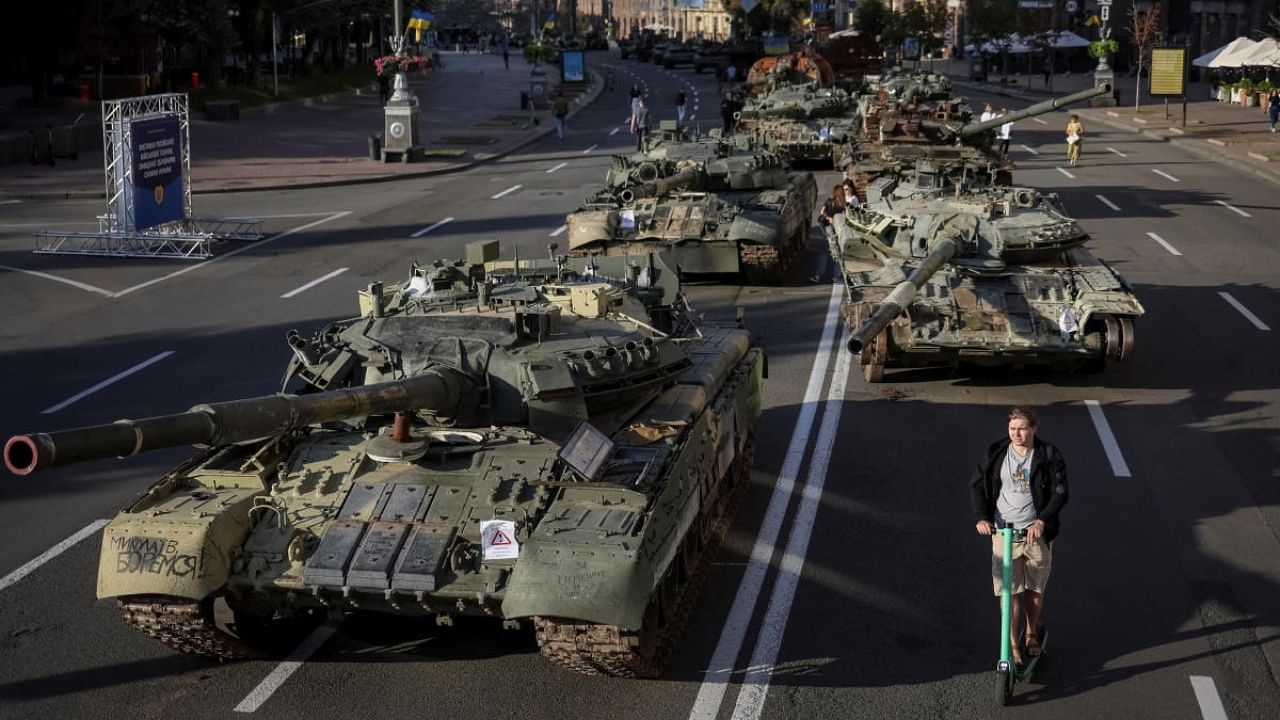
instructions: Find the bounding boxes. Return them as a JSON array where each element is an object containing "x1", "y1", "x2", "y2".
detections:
[
  {"x1": 998, "y1": 108, "x2": 1013, "y2": 157},
  {"x1": 1065, "y1": 114, "x2": 1084, "y2": 167},
  {"x1": 971, "y1": 407, "x2": 1069, "y2": 667},
  {"x1": 631, "y1": 95, "x2": 652, "y2": 150},
  {"x1": 675, "y1": 86, "x2": 688, "y2": 126},
  {"x1": 1268, "y1": 89, "x2": 1280, "y2": 132},
  {"x1": 980, "y1": 103, "x2": 998, "y2": 123}
]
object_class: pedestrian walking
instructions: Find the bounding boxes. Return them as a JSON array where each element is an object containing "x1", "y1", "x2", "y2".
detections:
[
  {"x1": 552, "y1": 92, "x2": 570, "y2": 139},
  {"x1": 631, "y1": 95, "x2": 652, "y2": 150},
  {"x1": 503, "y1": 47, "x2": 510, "y2": 70},
  {"x1": 629, "y1": 83, "x2": 643, "y2": 118},
  {"x1": 998, "y1": 108, "x2": 1012, "y2": 156},
  {"x1": 970, "y1": 406, "x2": 1069, "y2": 667},
  {"x1": 1268, "y1": 90, "x2": 1280, "y2": 132},
  {"x1": 675, "y1": 86, "x2": 688, "y2": 125},
  {"x1": 1065, "y1": 114, "x2": 1084, "y2": 167}
]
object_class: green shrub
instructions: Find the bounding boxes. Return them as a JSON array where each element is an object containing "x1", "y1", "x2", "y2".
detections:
[{"x1": 1087, "y1": 39, "x2": 1119, "y2": 59}]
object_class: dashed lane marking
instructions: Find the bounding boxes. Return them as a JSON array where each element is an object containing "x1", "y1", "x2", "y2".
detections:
[
  {"x1": 1152, "y1": 169, "x2": 1181, "y2": 182},
  {"x1": 1214, "y1": 199, "x2": 1252, "y2": 217},
  {"x1": 1032, "y1": 117, "x2": 1049, "y2": 125},
  {"x1": 43, "y1": 351, "x2": 175, "y2": 414},
  {"x1": 491, "y1": 184, "x2": 522, "y2": 199},
  {"x1": 1085, "y1": 400, "x2": 1131, "y2": 477},
  {"x1": 0, "y1": 264, "x2": 114, "y2": 297},
  {"x1": 549, "y1": 225, "x2": 567, "y2": 237},
  {"x1": 1056, "y1": 167, "x2": 1076, "y2": 179},
  {"x1": 582, "y1": 144, "x2": 598, "y2": 154},
  {"x1": 1146, "y1": 232, "x2": 1182, "y2": 256},
  {"x1": 1107, "y1": 147, "x2": 1128, "y2": 157},
  {"x1": 409, "y1": 217, "x2": 453, "y2": 238},
  {"x1": 0, "y1": 520, "x2": 109, "y2": 593},
  {"x1": 280, "y1": 268, "x2": 348, "y2": 299},
  {"x1": 1190, "y1": 676, "x2": 1229, "y2": 720},
  {"x1": 1219, "y1": 291, "x2": 1271, "y2": 331},
  {"x1": 546, "y1": 162, "x2": 568, "y2": 173},
  {"x1": 1020, "y1": 144, "x2": 1039, "y2": 155},
  {"x1": 610, "y1": 127, "x2": 620, "y2": 135},
  {"x1": 234, "y1": 625, "x2": 340, "y2": 713},
  {"x1": 1095, "y1": 194, "x2": 1121, "y2": 211}
]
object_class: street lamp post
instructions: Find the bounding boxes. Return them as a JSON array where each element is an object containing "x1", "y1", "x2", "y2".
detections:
[
  {"x1": 1092, "y1": 0, "x2": 1117, "y2": 106},
  {"x1": 381, "y1": 0, "x2": 423, "y2": 161}
]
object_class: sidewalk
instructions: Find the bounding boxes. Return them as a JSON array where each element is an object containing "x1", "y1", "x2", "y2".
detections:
[
  {"x1": 933, "y1": 58, "x2": 1280, "y2": 185},
  {"x1": 0, "y1": 51, "x2": 603, "y2": 199}
]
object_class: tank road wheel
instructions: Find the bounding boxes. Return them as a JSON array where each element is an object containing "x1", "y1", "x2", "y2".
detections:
[
  {"x1": 118, "y1": 594, "x2": 260, "y2": 660},
  {"x1": 861, "y1": 330, "x2": 888, "y2": 383},
  {"x1": 535, "y1": 432, "x2": 758, "y2": 678}
]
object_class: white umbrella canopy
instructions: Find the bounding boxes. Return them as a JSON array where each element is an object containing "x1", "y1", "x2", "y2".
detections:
[
  {"x1": 1238, "y1": 37, "x2": 1280, "y2": 67},
  {"x1": 1192, "y1": 37, "x2": 1259, "y2": 68},
  {"x1": 1049, "y1": 30, "x2": 1090, "y2": 49}
]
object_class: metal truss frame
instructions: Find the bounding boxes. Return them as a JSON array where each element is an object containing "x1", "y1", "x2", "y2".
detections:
[{"x1": 31, "y1": 93, "x2": 263, "y2": 260}]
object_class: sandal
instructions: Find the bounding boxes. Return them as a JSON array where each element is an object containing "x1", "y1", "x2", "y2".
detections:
[{"x1": 1024, "y1": 633, "x2": 1042, "y2": 658}]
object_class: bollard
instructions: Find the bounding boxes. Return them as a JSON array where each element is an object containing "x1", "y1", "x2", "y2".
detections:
[
  {"x1": 520, "y1": 91, "x2": 529, "y2": 110},
  {"x1": 78, "y1": 83, "x2": 91, "y2": 102},
  {"x1": 368, "y1": 133, "x2": 382, "y2": 161}
]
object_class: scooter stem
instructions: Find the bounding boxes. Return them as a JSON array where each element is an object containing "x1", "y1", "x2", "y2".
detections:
[{"x1": 999, "y1": 527, "x2": 1013, "y2": 668}]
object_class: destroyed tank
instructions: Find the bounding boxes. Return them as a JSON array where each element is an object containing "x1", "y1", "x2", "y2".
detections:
[
  {"x1": 736, "y1": 50, "x2": 861, "y2": 168},
  {"x1": 829, "y1": 177, "x2": 1144, "y2": 381},
  {"x1": 567, "y1": 121, "x2": 818, "y2": 284},
  {"x1": 861, "y1": 69, "x2": 955, "y2": 103},
  {"x1": 847, "y1": 84, "x2": 1112, "y2": 198},
  {"x1": 4, "y1": 242, "x2": 765, "y2": 678}
]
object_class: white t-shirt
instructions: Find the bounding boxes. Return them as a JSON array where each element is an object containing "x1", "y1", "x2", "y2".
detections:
[
  {"x1": 980, "y1": 111, "x2": 997, "y2": 123},
  {"x1": 999, "y1": 120, "x2": 1013, "y2": 140}
]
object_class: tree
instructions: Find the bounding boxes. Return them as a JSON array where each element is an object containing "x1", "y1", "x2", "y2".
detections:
[
  {"x1": 854, "y1": 0, "x2": 887, "y2": 41},
  {"x1": 723, "y1": 0, "x2": 808, "y2": 37},
  {"x1": 1128, "y1": 1, "x2": 1162, "y2": 110},
  {"x1": 966, "y1": 0, "x2": 1018, "y2": 78}
]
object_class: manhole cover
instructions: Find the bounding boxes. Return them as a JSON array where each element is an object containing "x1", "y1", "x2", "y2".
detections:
[{"x1": 436, "y1": 135, "x2": 498, "y2": 145}]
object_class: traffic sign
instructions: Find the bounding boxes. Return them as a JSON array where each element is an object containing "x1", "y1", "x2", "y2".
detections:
[{"x1": 1066, "y1": 0, "x2": 1078, "y2": 12}]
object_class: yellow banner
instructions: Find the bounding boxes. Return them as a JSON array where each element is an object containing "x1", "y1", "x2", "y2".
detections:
[{"x1": 1150, "y1": 48, "x2": 1185, "y2": 96}]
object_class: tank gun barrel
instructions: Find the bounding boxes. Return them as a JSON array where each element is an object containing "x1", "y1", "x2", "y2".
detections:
[
  {"x1": 847, "y1": 237, "x2": 962, "y2": 354},
  {"x1": 652, "y1": 167, "x2": 702, "y2": 196},
  {"x1": 956, "y1": 84, "x2": 1112, "y2": 137},
  {"x1": 4, "y1": 371, "x2": 464, "y2": 475}
]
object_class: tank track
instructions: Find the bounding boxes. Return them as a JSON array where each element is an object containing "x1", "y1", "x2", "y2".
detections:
[
  {"x1": 534, "y1": 431, "x2": 756, "y2": 678},
  {"x1": 118, "y1": 595, "x2": 258, "y2": 660}
]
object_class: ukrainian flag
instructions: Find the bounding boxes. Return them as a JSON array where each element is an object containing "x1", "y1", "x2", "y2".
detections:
[
  {"x1": 409, "y1": 10, "x2": 433, "y2": 41},
  {"x1": 544, "y1": 13, "x2": 556, "y2": 31}
]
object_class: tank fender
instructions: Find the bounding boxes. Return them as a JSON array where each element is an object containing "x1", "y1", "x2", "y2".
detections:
[
  {"x1": 502, "y1": 537, "x2": 652, "y2": 629},
  {"x1": 96, "y1": 488, "x2": 259, "y2": 601},
  {"x1": 727, "y1": 213, "x2": 779, "y2": 246},
  {"x1": 568, "y1": 210, "x2": 619, "y2": 251}
]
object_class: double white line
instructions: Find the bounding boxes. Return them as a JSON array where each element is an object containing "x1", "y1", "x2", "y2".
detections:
[{"x1": 690, "y1": 284, "x2": 850, "y2": 720}]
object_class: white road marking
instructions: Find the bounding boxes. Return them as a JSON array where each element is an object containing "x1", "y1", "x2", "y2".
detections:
[
  {"x1": 42, "y1": 351, "x2": 175, "y2": 414},
  {"x1": 1020, "y1": 144, "x2": 1039, "y2": 155},
  {"x1": 0, "y1": 264, "x2": 114, "y2": 297},
  {"x1": 1190, "y1": 676, "x2": 1229, "y2": 720},
  {"x1": 280, "y1": 268, "x2": 348, "y2": 299},
  {"x1": 582, "y1": 144, "x2": 598, "y2": 154},
  {"x1": 729, "y1": 328, "x2": 851, "y2": 720},
  {"x1": 1084, "y1": 400, "x2": 1131, "y2": 477},
  {"x1": 0, "y1": 520, "x2": 109, "y2": 593},
  {"x1": 1146, "y1": 232, "x2": 1182, "y2": 256},
  {"x1": 688, "y1": 283, "x2": 844, "y2": 720},
  {"x1": 1056, "y1": 167, "x2": 1076, "y2": 179},
  {"x1": 546, "y1": 162, "x2": 568, "y2": 173},
  {"x1": 410, "y1": 217, "x2": 454, "y2": 238},
  {"x1": 1107, "y1": 147, "x2": 1128, "y2": 158},
  {"x1": 1032, "y1": 117, "x2": 1048, "y2": 125},
  {"x1": 1214, "y1": 199, "x2": 1252, "y2": 218},
  {"x1": 549, "y1": 224, "x2": 567, "y2": 237},
  {"x1": 1152, "y1": 169, "x2": 1181, "y2": 182},
  {"x1": 112, "y1": 212, "x2": 352, "y2": 298},
  {"x1": 234, "y1": 625, "x2": 339, "y2": 713},
  {"x1": 1219, "y1": 291, "x2": 1271, "y2": 331},
  {"x1": 610, "y1": 127, "x2": 620, "y2": 135},
  {"x1": 491, "y1": 184, "x2": 522, "y2": 199},
  {"x1": 1095, "y1": 194, "x2": 1121, "y2": 211},
  {"x1": 0, "y1": 198, "x2": 21, "y2": 205}
]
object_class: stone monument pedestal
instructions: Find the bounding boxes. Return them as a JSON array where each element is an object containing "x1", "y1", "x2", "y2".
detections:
[
  {"x1": 1091, "y1": 63, "x2": 1118, "y2": 107},
  {"x1": 382, "y1": 73, "x2": 422, "y2": 162}
]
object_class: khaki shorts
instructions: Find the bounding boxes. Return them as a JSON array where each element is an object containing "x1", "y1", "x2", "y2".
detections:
[{"x1": 991, "y1": 535, "x2": 1052, "y2": 596}]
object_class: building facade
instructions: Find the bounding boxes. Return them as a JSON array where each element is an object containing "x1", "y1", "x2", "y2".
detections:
[{"x1": 611, "y1": 1, "x2": 735, "y2": 40}]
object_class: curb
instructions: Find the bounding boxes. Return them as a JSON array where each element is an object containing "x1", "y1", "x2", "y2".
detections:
[{"x1": 3, "y1": 68, "x2": 609, "y2": 200}]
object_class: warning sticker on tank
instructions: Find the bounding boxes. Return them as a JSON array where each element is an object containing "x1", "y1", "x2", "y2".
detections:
[
  {"x1": 480, "y1": 519, "x2": 520, "y2": 560},
  {"x1": 620, "y1": 209, "x2": 636, "y2": 229}
]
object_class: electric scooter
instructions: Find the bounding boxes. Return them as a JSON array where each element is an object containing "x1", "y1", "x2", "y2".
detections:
[{"x1": 995, "y1": 526, "x2": 1048, "y2": 706}]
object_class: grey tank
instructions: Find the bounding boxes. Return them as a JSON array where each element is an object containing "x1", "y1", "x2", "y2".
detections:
[
  {"x1": 567, "y1": 123, "x2": 818, "y2": 284},
  {"x1": 828, "y1": 177, "x2": 1144, "y2": 381},
  {"x1": 734, "y1": 82, "x2": 862, "y2": 168},
  {"x1": 4, "y1": 242, "x2": 765, "y2": 678}
]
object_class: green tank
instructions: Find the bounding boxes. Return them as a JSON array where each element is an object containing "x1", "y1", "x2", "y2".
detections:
[
  {"x1": 4, "y1": 242, "x2": 765, "y2": 678},
  {"x1": 733, "y1": 83, "x2": 863, "y2": 168},
  {"x1": 567, "y1": 122, "x2": 818, "y2": 284},
  {"x1": 828, "y1": 178, "x2": 1144, "y2": 381}
]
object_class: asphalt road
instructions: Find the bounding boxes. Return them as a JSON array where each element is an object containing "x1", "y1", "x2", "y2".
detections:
[{"x1": 0, "y1": 56, "x2": 1277, "y2": 720}]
